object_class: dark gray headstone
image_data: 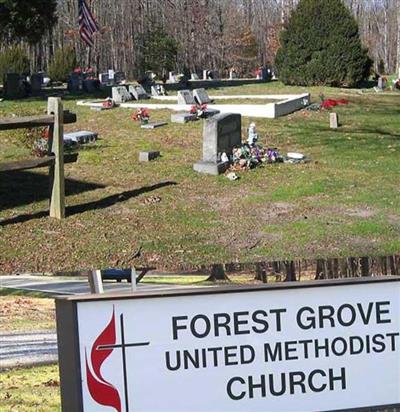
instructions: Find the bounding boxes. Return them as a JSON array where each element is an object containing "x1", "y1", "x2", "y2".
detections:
[
  {"x1": 3, "y1": 73, "x2": 24, "y2": 99},
  {"x1": 193, "y1": 113, "x2": 241, "y2": 175},
  {"x1": 83, "y1": 79, "x2": 98, "y2": 93},
  {"x1": 99, "y1": 73, "x2": 111, "y2": 85},
  {"x1": 114, "y1": 71, "x2": 126, "y2": 84},
  {"x1": 30, "y1": 73, "x2": 43, "y2": 95},
  {"x1": 68, "y1": 73, "x2": 82, "y2": 93}
]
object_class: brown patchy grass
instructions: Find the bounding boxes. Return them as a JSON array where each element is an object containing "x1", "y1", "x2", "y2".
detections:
[{"x1": 0, "y1": 294, "x2": 55, "y2": 331}]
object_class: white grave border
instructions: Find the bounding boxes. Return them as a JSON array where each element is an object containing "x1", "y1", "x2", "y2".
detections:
[
  {"x1": 77, "y1": 93, "x2": 310, "y2": 118},
  {"x1": 56, "y1": 276, "x2": 400, "y2": 412}
]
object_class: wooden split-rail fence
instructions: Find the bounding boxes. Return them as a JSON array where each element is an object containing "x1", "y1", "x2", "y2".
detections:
[{"x1": 0, "y1": 97, "x2": 78, "y2": 219}]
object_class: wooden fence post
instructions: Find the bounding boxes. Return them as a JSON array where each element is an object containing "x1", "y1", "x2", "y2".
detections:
[{"x1": 47, "y1": 97, "x2": 65, "y2": 219}]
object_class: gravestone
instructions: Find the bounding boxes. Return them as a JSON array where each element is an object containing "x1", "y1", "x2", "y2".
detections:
[
  {"x1": 99, "y1": 73, "x2": 112, "y2": 85},
  {"x1": 114, "y1": 71, "x2": 126, "y2": 84},
  {"x1": 112, "y1": 86, "x2": 132, "y2": 103},
  {"x1": 193, "y1": 88, "x2": 212, "y2": 104},
  {"x1": 191, "y1": 73, "x2": 199, "y2": 80},
  {"x1": 67, "y1": 73, "x2": 82, "y2": 93},
  {"x1": 139, "y1": 151, "x2": 160, "y2": 162},
  {"x1": 129, "y1": 84, "x2": 150, "y2": 100},
  {"x1": 83, "y1": 79, "x2": 98, "y2": 93},
  {"x1": 193, "y1": 113, "x2": 241, "y2": 175},
  {"x1": 3, "y1": 73, "x2": 24, "y2": 99},
  {"x1": 141, "y1": 122, "x2": 167, "y2": 129},
  {"x1": 330, "y1": 113, "x2": 339, "y2": 129},
  {"x1": 30, "y1": 73, "x2": 43, "y2": 95},
  {"x1": 177, "y1": 90, "x2": 195, "y2": 105},
  {"x1": 168, "y1": 72, "x2": 177, "y2": 83},
  {"x1": 171, "y1": 112, "x2": 198, "y2": 124},
  {"x1": 203, "y1": 70, "x2": 208, "y2": 80}
]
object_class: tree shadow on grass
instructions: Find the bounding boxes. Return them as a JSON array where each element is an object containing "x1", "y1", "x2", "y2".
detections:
[{"x1": 0, "y1": 178, "x2": 177, "y2": 226}]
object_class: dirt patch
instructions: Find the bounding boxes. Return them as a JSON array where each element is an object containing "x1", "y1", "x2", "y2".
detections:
[
  {"x1": 255, "y1": 202, "x2": 296, "y2": 221},
  {"x1": 344, "y1": 207, "x2": 376, "y2": 218}
]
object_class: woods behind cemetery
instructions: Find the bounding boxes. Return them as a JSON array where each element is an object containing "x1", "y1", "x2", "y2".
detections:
[{"x1": 5, "y1": 0, "x2": 400, "y2": 78}]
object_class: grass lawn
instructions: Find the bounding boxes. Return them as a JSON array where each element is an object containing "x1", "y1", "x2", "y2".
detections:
[
  {"x1": 0, "y1": 365, "x2": 60, "y2": 411},
  {"x1": 0, "y1": 82, "x2": 399, "y2": 274}
]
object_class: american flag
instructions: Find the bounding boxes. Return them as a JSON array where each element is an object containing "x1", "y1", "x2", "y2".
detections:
[{"x1": 78, "y1": 0, "x2": 99, "y2": 47}]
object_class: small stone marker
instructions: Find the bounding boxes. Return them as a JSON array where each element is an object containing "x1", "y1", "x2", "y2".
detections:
[
  {"x1": 193, "y1": 88, "x2": 212, "y2": 104},
  {"x1": 112, "y1": 86, "x2": 132, "y2": 103},
  {"x1": 191, "y1": 73, "x2": 199, "y2": 80},
  {"x1": 171, "y1": 112, "x2": 198, "y2": 124},
  {"x1": 139, "y1": 151, "x2": 160, "y2": 162},
  {"x1": 64, "y1": 130, "x2": 98, "y2": 144},
  {"x1": 141, "y1": 122, "x2": 168, "y2": 129},
  {"x1": 330, "y1": 112, "x2": 339, "y2": 129},
  {"x1": 193, "y1": 113, "x2": 241, "y2": 175},
  {"x1": 129, "y1": 84, "x2": 150, "y2": 100},
  {"x1": 177, "y1": 90, "x2": 196, "y2": 105}
]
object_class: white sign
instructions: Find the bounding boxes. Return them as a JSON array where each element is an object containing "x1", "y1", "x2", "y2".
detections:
[{"x1": 74, "y1": 280, "x2": 400, "y2": 412}]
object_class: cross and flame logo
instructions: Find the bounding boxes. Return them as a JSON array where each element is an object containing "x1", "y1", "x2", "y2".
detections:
[{"x1": 85, "y1": 308, "x2": 150, "y2": 412}]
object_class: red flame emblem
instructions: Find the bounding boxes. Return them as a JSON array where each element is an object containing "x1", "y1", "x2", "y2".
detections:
[{"x1": 85, "y1": 309, "x2": 122, "y2": 412}]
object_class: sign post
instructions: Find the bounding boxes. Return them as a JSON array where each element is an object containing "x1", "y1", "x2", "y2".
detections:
[{"x1": 56, "y1": 277, "x2": 400, "y2": 412}]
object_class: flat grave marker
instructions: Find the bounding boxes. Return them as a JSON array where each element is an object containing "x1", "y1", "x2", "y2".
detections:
[{"x1": 140, "y1": 122, "x2": 168, "y2": 129}]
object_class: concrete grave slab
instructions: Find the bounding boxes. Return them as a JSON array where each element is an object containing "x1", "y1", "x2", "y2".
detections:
[
  {"x1": 171, "y1": 112, "x2": 198, "y2": 124},
  {"x1": 78, "y1": 93, "x2": 310, "y2": 119}
]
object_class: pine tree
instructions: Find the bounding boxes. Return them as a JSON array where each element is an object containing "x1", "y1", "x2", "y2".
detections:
[{"x1": 275, "y1": 0, "x2": 372, "y2": 87}]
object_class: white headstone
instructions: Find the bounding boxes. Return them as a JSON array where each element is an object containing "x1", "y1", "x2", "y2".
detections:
[
  {"x1": 177, "y1": 90, "x2": 196, "y2": 105},
  {"x1": 112, "y1": 86, "x2": 132, "y2": 103},
  {"x1": 193, "y1": 88, "x2": 212, "y2": 105},
  {"x1": 191, "y1": 73, "x2": 199, "y2": 81}
]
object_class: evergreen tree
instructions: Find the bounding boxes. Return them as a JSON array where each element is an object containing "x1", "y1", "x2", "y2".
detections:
[
  {"x1": 0, "y1": 0, "x2": 57, "y2": 43},
  {"x1": 275, "y1": 0, "x2": 372, "y2": 87},
  {"x1": 48, "y1": 48, "x2": 77, "y2": 82}
]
